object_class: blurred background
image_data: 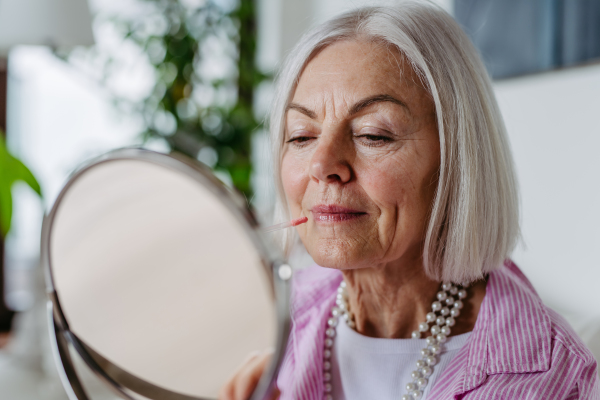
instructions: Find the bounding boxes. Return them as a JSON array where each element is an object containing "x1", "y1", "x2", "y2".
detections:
[{"x1": 0, "y1": 0, "x2": 598, "y2": 398}]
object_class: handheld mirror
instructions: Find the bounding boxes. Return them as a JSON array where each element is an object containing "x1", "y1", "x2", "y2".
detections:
[{"x1": 42, "y1": 149, "x2": 291, "y2": 400}]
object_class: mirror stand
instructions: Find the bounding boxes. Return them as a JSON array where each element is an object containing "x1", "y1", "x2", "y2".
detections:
[
  {"x1": 48, "y1": 301, "x2": 136, "y2": 400},
  {"x1": 42, "y1": 149, "x2": 292, "y2": 400}
]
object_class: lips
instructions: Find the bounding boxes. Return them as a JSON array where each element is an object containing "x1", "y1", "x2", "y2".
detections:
[{"x1": 310, "y1": 204, "x2": 367, "y2": 223}]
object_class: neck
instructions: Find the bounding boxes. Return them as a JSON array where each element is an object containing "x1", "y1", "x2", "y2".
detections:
[{"x1": 341, "y1": 261, "x2": 486, "y2": 339}]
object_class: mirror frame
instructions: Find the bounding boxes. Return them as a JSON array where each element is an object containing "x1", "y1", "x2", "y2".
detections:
[{"x1": 42, "y1": 148, "x2": 292, "y2": 400}]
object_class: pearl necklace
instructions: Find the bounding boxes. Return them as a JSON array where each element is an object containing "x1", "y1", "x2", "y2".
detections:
[{"x1": 322, "y1": 281, "x2": 467, "y2": 400}]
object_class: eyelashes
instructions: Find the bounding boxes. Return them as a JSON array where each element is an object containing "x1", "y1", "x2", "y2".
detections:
[
  {"x1": 354, "y1": 134, "x2": 394, "y2": 147},
  {"x1": 286, "y1": 136, "x2": 315, "y2": 148},
  {"x1": 286, "y1": 131, "x2": 395, "y2": 149}
]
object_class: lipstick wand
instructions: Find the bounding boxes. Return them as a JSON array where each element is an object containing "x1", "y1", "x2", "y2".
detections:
[{"x1": 263, "y1": 216, "x2": 308, "y2": 233}]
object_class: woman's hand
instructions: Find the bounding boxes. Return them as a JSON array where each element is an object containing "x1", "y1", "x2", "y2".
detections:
[{"x1": 218, "y1": 349, "x2": 280, "y2": 400}]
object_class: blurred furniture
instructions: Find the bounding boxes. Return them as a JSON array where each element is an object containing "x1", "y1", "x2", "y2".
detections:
[
  {"x1": 455, "y1": 0, "x2": 600, "y2": 78},
  {"x1": 0, "y1": 0, "x2": 94, "y2": 332}
]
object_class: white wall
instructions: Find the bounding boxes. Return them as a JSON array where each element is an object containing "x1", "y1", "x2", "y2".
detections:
[{"x1": 494, "y1": 64, "x2": 600, "y2": 329}]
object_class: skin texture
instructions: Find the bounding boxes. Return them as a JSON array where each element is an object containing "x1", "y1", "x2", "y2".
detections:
[
  {"x1": 282, "y1": 39, "x2": 485, "y2": 339},
  {"x1": 219, "y1": 39, "x2": 486, "y2": 399}
]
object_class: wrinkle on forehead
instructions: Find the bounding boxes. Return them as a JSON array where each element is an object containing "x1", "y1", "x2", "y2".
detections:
[
  {"x1": 300, "y1": 37, "x2": 428, "y2": 92},
  {"x1": 290, "y1": 39, "x2": 435, "y2": 129}
]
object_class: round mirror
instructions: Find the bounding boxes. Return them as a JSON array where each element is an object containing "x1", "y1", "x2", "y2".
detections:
[{"x1": 42, "y1": 149, "x2": 290, "y2": 400}]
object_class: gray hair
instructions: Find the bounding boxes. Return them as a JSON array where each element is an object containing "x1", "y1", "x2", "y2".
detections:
[{"x1": 269, "y1": 1, "x2": 520, "y2": 284}]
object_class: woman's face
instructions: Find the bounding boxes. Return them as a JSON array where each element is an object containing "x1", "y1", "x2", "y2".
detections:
[{"x1": 281, "y1": 40, "x2": 440, "y2": 271}]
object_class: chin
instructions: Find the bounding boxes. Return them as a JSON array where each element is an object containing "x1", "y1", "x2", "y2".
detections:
[{"x1": 307, "y1": 238, "x2": 373, "y2": 271}]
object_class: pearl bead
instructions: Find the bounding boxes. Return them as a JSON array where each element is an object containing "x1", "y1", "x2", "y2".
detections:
[
  {"x1": 426, "y1": 312, "x2": 437, "y2": 323},
  {"x1": 411, "y1": 390, "x2": 423, "y2": 399},
  {"x1": 411, "y1": 370, "x2": 422, "y2": 379},
  {"x1": 321, "y1": 279, "x2": 469, "y2": 398}
]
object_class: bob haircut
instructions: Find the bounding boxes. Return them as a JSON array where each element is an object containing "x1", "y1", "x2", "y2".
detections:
[{"x1": 269, "y1": 1, "x2": 520, "y2": 284}]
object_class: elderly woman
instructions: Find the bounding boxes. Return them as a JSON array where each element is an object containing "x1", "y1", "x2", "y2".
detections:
[{"x1": 221, "y1": 2, "x2": 599, "y2": 399}]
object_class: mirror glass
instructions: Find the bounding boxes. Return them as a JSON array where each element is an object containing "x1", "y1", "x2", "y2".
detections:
[{"x1": 48, "y1": 157, "x2": 277, "y2": 398}]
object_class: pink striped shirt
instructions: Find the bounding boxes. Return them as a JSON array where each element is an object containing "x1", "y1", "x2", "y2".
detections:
[{"x1": 277, "y1": 261, "x2": 600, "y2": 399}]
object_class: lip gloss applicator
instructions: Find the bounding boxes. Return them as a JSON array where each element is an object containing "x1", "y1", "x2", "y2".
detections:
[{"x1": 263, "y1": 216, "x2": 308, "y2": 233}]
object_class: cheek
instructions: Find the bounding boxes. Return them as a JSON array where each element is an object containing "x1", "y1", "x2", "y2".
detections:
[
  {"x1": 280, "y1": 155, "x2": 308, "y2": 211},
  {"x1": 358, "y1": 154, "x2": 434, "y2": 239},
  {"x1": 358, "y1": 157, "x2": 409, "y2": 212}
]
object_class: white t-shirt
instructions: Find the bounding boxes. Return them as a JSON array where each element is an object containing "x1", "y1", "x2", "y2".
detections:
[{"x1": 331, "y1": 320, "x2": 471, "y2": 400}]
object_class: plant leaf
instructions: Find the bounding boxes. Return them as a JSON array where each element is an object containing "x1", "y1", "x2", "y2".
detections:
[
  {"x1": 8, "y1": 156, "x2": 42, "y2": 197},
  {"x1": 0, "y1": 176, "x2": 12, "y2": 237},
  {"x1": 0, "y1": 132, "x2": 42, "y2": 236}
]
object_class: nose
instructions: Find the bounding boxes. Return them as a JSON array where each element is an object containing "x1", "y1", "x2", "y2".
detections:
[{"x1": 308, "y1": 134, "x2": 353, "y2": 184}]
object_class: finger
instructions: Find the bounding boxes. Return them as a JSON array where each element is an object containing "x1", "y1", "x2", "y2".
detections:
[
  {"x1": 231, "y1": 353, "x2": 271, "y2": 400},
  {"x1": 219, "y1": 349, "x2": 275, "y2": 400},
  {"x1": 268, "y1": 387, "x2": 281, "y2": 400},
  {"x1": 219, "y1": 354, "x2": 258, "y2": 400}
]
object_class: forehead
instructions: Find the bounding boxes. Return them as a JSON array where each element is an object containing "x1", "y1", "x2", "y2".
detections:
[{"x1": 293, "y1": 39, "x2": 425, "y2": 106}]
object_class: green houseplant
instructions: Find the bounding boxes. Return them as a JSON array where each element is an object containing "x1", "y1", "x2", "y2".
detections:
[
  {"x1": 0, "y1": 132, "x2": 42, "y2": 237},
  {"x1": 71, "y1": 0, "x2": 266, "y2": 199}
]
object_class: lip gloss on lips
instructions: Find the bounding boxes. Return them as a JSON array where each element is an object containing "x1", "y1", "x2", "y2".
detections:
[
  {"x1": 311, "y1": 205, "x2": 366, "y2": 223},
  {"x1": 263, "y1": 216, "x2": 308, "y2": 233}
]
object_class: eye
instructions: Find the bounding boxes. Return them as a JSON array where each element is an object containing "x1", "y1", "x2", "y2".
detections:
[
  {"x1": 355, "y1": 130, "x2": 394, "y2": 147},
  {"x1": 286, "y1": 134, "x2": 315, "y2": 147}
]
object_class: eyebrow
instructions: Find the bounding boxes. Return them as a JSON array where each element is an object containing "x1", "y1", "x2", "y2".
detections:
[{"x1": 285, "y1": 94, "x2": 409, "y2": 120}]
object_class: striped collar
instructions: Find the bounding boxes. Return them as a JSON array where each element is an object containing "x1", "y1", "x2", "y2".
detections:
[
  {"x1": 279, "y1": 260, "x2": 555, "y2": 399},
  {"x1": 461, "y1": 260, "x2": 553, "y2": 392}
]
